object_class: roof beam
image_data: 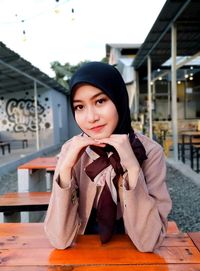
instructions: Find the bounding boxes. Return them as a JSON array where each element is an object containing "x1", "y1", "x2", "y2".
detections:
[
  {"x1": 135, "y1": 0, "x2": 191, "y2": 69},
  {"x1": 0, "y1": 59, "x2": 53, "y2": 90}
]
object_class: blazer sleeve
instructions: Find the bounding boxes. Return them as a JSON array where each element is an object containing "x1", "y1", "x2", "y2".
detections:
[
  {"x1": 44, "y1": 144, "x2": 81, "y2": 249},
  {"x1": 122, "y1": 142, "x2": 172, "y2": 252}
]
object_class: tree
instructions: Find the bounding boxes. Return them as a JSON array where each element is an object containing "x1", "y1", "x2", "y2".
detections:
[
  {"x1": 51, "y1": 58, "x2": 108, "y2": 91},
  {"x1": 51, "y1": 60, "x2": 90, "y2": 91}
]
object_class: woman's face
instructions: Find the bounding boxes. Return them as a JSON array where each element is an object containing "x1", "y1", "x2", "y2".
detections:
[{"x1": 72, "y1": 84, "x2": 119, "y2": 139}]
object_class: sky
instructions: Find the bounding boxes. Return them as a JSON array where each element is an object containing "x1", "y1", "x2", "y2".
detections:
[{"x1": 0, "y1": 0, "x2": 166, "y2": 77}]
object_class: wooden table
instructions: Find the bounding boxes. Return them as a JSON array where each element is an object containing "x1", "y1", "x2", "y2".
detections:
[
  {"x1": 0, "y1": 223, "x2": 200, "y2": 270},
  {"x1": 180, "y1": 131, "x2": 200, "y2": 168},
  {"x1": 17, "y1": 157, "x2": 57, "y2": 222},
  {"x1": 18, "y1": 156, "x2": 57, "y2": 192}
]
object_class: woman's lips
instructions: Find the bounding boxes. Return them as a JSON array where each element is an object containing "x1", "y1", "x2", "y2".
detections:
[{"x1": 90, "y1": 125, "x2": 105, "y2": 132}]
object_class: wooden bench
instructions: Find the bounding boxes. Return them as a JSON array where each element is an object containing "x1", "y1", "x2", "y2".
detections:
[
  {"x1": 8, "y1": 139, "x2": 28, "y2": 148},
  {"x1": 0, "y1": 191, "x2": 51, "y2": 222},
  {"x1": 178, "y1": 137, "x2": 200, "y2": 160},
  {"x1": 0, "y1": 141, "x2": 11, "y2": 155}
]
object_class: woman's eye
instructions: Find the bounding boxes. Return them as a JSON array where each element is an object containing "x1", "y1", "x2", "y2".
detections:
[
  {"x1": 96, "y1": 98, "x2": 106, "y2": 105},
  {"x1": 74, "y1": 105, "x2": 83, "y2": 111}
]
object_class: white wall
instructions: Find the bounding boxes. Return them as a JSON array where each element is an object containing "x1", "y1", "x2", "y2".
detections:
[{"x1": 50, "y1": 90, "x2": 68, "y2": 145}]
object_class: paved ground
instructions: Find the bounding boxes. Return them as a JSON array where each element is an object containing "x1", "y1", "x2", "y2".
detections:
[{"x1": 0, "y1": 146, "x2": 199, "y2": 231}]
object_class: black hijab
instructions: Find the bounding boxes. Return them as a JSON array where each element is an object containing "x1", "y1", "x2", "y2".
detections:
[{"x1": 69, "y1": 61, "x2": 147, "y2": 165}]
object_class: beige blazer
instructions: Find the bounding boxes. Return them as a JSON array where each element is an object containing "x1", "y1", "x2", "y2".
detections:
[{"x1": 44, "y1": 133, "x2": 172, "y2": 252}]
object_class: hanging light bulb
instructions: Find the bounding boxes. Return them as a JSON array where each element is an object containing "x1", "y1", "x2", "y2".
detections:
[
  {"x1": 21, "y1": 19, "x2": 27, "y2": 42},
  {"x1": 54, "y1": 0, "x2": 60, "y2": 14},
  {"x1": 22, "y1": 29, "x2": 27, "y2": 42},
  {"x1": 71, "y1": 8, "x2": 75, "y2": 21}
]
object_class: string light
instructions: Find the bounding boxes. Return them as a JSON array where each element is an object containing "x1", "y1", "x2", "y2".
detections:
[
  {"x1": 54, "y1": 0, "x2": 60, "y2": 14},
  {"x1": 21, "y1": 19, "x2": 27, "y2": 42},
  {"x1": 71, "y1": 8, "x2": 75, "y2": 21},
  {"x1": 1, "y1": 0, "x2": 73, "y2": 42},
  {"x1": 0, "y1": 0, "x2": 72, "y2": 24}
]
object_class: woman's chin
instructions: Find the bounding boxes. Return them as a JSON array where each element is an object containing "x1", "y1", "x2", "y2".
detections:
[{"x1": 89, "y1": 132, "x2": 109, "y2": 140}]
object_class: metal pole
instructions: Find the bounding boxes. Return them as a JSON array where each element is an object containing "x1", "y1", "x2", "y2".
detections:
[
  {"x1": 167, "y1": 80, "x2": 171, "y2": 118},
  {"x1": 34, "y1": 81, "x2": 40, "y2": 150},
  {"x1": 171, "y1": 24, "x2": 178, "y2": 161},
  {"x1": 147, "y1": 56, "x2": 153, "y2": 139},
  {"x1": 134, "y1": 70, "x2": 139, "y2": 119}
]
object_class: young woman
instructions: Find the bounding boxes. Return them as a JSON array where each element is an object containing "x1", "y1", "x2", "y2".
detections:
[{"x1": 44, "y1": 61, "x2": 172, "y2": 252}]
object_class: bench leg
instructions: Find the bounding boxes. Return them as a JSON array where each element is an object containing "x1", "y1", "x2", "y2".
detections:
[
  {"x1": 21, "y1": 211, "x2": 46, "y2": 223},
  {"x1": 1, "y1": 146, "x2": 5, "y2": 155},
  {"x1": 0, "y1": 212, "x2": 21, "y2": 222},
  {"x1": 46, "y1": 172, "x2": 53, "y2": 192},
  {"x1": 18, "y1": 169, "x2": 47, "y2": 192},
  {"x1": 22, "y1": 139, "x2": 28, "y2": 148},
  {"x1": 8, "y1": 144, "x2": 11, "y2": 153}
]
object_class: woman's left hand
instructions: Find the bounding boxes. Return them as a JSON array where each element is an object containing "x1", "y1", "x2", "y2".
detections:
[{"x1": 96, "y1": 134, "x2": 140, "y2": 171}]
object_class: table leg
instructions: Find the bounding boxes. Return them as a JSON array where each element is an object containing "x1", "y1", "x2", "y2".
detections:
[
  {"x1": 197, "y1": 148, "x2": 199, "y2": 173},
  {"x1": 190, "y1": 137, "x2": 193, "y2": 169},
  {"x1": 7, "y1": 143, "x2": 11, "y2": 153},
  {"x1": 0, "y1": 212, "x2": 20, "y2": 223},
  {"x1": 17, "y1": 169, "x2": 47, "y2": 222},
  {"x1": 181, "y1": 134, "x2": 185, "y2": 163}
]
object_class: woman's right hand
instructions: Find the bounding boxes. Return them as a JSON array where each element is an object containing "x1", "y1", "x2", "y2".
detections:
[{"x1": 59, "y1": 135, "x2": 104, "y2": 187}]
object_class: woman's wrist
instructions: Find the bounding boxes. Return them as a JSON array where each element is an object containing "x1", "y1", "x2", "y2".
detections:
[
  {"x1": 126, "y1": 165, "x2": 140, "y2": 189},
  {"x1": 59, "y1": 167, "x2": 73, "y2": 188}
]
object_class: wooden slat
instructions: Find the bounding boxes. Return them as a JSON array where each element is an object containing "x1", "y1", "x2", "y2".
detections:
[
  {"x1": 0, "y1": 232, "x2": 193, "y2": 249},
  {"x1": 188, "y1": 232, "x2": 200, "y2": 252},
  {"x1": 18, "y1": 157, "x2": 57, "y2": 170},
  {"x1": 0, "y1": 246, "x2": 200, "y2": 266},
  {"x1": 0, "y1": 192, "x2": 50, "y2": 212},
  {"x1": 0, "y1": 264, "x2": 200, "y2": 271},
  {"x1": 0, "y1": 222, "x2": 189, "y2": 250},
  {"x1": 167, "y1": 221, "x2": 180, "y2": 234},
  {"x1": 0, "y1": 223, "x2": 191, "y2": 250}
]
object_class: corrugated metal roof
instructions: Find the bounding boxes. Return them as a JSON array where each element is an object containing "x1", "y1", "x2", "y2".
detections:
[
  {"x1": 0, "y1": 42, "x2": 69, "y2": 95},
  {"x1": 133, "y1": 0, "x2": 200, "y2": 77}
]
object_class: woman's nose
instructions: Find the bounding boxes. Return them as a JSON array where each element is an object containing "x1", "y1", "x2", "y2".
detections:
[{"x1": 87, "y1": 107, "x2": 99, "y2": 123}]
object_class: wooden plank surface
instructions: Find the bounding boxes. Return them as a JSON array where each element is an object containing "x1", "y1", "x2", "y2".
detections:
[
  {"x1": 18, "y1": 157, "x2": 57, "y2": 170},
  {"x1": 188, "y1": 232, "x2": 200, "y2": 252},
  {"x1": 167, "y1": 220, "x2": 180, "y2": 234},
  {"x1": 0, "y1": 192, "x2": 50, "y2": 212},
  {"x1": 0, "y1": 224, "x2": 200, "y2": 267},
  {"x1": 0, "y1": 222, "x2": 191, "y2": 250},
  {"x1": 0, "y1": 264, "x2": 200, "y2": 271},
  {"x1": 0, "y1": 245, "x2": 200, "y2": 266},
  {"x1": 0, "y1": 223, "x2": 200, "y2": 268}
]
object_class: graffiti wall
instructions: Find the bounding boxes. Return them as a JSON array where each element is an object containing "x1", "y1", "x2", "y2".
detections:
[
  {"x1": 0, "y1": 89, "x2": 53, "y2": 141},
  {"x1": 5, "y1": 98, "x2": 45, "y2": 133},
  {"x1": 0, "y1": 88, "x2": 69, "y2": 147}
]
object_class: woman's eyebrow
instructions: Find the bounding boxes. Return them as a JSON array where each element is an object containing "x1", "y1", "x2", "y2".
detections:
[{"x1": 73, "y1": 92, "x2": 104, "y2": 103}]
